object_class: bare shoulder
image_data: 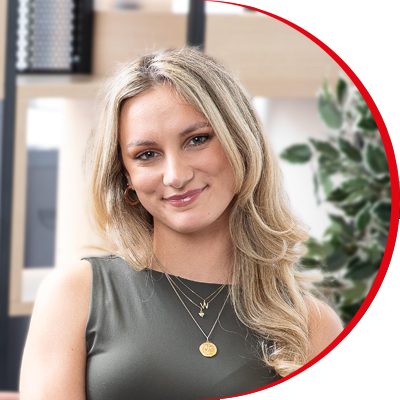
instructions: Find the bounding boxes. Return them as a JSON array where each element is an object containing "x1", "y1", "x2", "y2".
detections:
[
  {"x1": 36, "y1": 259, "x2": 92, "y2": 305},
  {"x1": 20, "y1": 260, "x2": 92, "y2": 399},
  {"x1": 30, "y1": 259, "x2": 92, "y2": 328},
  {"x1": 306, "y1": 297, "x2": 344, "y2": 359}
]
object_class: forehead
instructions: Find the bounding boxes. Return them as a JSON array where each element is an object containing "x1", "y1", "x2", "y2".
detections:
[
  {"x1": 119, "y1": 86, "x2": 208, "y2": 140},
  {"x1": 121, "y1": 85, "x2": 184, "y2": 117}
]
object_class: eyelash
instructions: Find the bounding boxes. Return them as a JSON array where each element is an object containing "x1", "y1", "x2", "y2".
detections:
[
  {"x1": 188, "y1": 134, "x2": 210, "y2": 146},
  {"x1": 135, "y1": 134, "x2": 211, "y2": 161},
  {"x1": 137, "y1": 150, "x2": 158, "y2": 160}
]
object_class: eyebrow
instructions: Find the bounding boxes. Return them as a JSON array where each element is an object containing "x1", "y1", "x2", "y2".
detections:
[{"x1": 126, "y1": 121, "x2": 211, "y2": 149}]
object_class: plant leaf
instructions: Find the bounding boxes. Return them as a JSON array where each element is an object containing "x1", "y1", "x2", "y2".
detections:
[
  {"x1": 300, "y1": 257, "x2": 323, "y2": 269},
  {"x1": 377, "y1": 232, "x2": 388, "y2": 249},
  {"x1": 304, "y1": 238, "x2": 334, "y2": 259},
  {"x1": 322, "y1": 78, "x2": 331, "y2": 100},
  {"x1": 342, "y1": 189, "x2": 369, "y2": 205},
  {"x1": 317, "y1": 157, "x2": 342, "y2": 174},
  {"x1": 280, "y1": 144, "x2": 312, "y2": 164},
  {"x1": 365, "y1": 243, "x2": 383, "y2": 264},
  {"x1": 310, "y1": 139, "x2": 340, "y2": 159},
  {"x1": 365, "y1": 143, "x2": 389, "y2": 175},
  {"x1": 318, "y1": 96, "x2": 343, "y2": 129},
  {"x1": 338, "y1": 138, "x2": 362, "y2": 162},
  {"x1": 346, "y1": 256, "x2": 361, "y2": 269},
  {"x1": 344, "y1": 261, "x2": 378, "y2": 280},
  {"x1": 355, "y1": 204, "x2": 371, "y2": 231},
  {"x1": 356, "y1": 103, "x2": 369, "y2": 117},
  {"x1": 336, "y1": 78, "x2": 348, "y2": 106},
  {"x1": 340, "y1": 178, "x2": 369, "y2": 191},
  {"x1": 329, "y1": 214, "x2": 354, "y2": 237},
  {"x1": 373, "y1": 174, "x2": 390, "y2": 186},
  {"x1": 340, "y1": 299, "x2": 365, "y2": 325},
  {"x1": 341, "y1": 200, "x2": 367, "y2": 217},
  {"x1": 371, "y1": 201, "x2": 391, "y2": 226},
  {"x1": 312, "y1": 172, "x2": 320, "y2": 204},
  {"x1": 327, "y1": 188, "x2": 349, "y2": 202},
  {"x1": 325, "y1": 249, "x2": 348, "y2": 272},
  {"x1": 341, "y1": 281, "x2": 368, "y2": 306},
  {"x1": 358, "y1": 116, "x2": 378, "y2": 131},
  {"x1": 344, "y1": 242, "x2": 358, "y2": 256},
  {"x1": 315, "y1": 276, "x2": 344, "y2": 288},
  {"x1": 318, "y1": 168, "x2": 333, "y2": 195}
]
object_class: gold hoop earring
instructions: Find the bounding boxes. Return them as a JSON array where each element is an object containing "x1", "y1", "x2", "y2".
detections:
[{"x1": 124, "y1": 186, "x2": 140, "y2": 206}]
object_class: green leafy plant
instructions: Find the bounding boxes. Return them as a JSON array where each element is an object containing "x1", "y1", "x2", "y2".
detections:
[{"x1": 280, "y1": 78, "x2": 391, "y2": 324}]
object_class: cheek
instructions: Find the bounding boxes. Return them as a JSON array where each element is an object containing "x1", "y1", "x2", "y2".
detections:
[
  {"x1": 208, "y1": 150, "x2": 236, "y2": 190},
  {"x1": 220, "y1": 164, "x2": 237, "y2": 196},
  {"x1": 130, "y1": 169, "x2": 160, "y2": 197}
]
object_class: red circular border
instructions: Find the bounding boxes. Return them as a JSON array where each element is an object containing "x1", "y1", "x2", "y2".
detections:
[{"x1": 201, "y1": 1, "x2": 400, "y2": 398}]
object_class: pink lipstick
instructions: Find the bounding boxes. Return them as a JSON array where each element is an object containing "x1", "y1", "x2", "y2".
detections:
[{"x1": 164, "y1": 186, "x2": 207, "y2": 207}]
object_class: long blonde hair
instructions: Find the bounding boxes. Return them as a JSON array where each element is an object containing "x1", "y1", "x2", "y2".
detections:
[{"x1": 86, "y1": 47, "x2": 319, "y2": 376}]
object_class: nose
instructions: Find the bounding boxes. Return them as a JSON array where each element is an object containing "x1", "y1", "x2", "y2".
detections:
[{"x1": 163, "y1": 155, "x2": 194, "y2": 188}]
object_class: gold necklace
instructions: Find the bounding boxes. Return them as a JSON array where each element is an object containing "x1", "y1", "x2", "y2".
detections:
[
  {"x1": 165, "y1": 272, "x2": 230, "y2": 358},
  {"x1": 153, "y1": 255, "x2": 226, "y2": 317},
  {"x1": 153, "y1": 255, "x2": 230, "y2": 357},
  {"x1": 168, "y1": 277, "x2": 225, "y2": 317},
  {"x1": 174, "y1": 276, "x2": 226, "y2": 317}
]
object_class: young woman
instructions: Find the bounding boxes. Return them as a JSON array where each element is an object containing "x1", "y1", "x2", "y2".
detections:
[{"x1": 20, "y1": 48, "x2": 342, "y2": 399}]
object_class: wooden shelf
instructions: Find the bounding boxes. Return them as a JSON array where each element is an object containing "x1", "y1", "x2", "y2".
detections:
[
  {"x1": 92, "y1": 11, "x2": 345, "y2": 97},
  {"x1": 205, "y1": 14, "x2": 344, "y2": 98},
  {"x1": 16, "y1": 74, "x2": 103, "y2": 97}
]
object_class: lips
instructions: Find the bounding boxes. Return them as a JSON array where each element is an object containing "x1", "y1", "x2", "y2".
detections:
[{"x1": 164, "y1": 186, "x2": 207, "y2": 207}]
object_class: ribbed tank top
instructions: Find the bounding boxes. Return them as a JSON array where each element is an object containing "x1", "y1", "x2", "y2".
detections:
[{"x1": 84, "y1": 256, "x2": 281, "y2": 400}]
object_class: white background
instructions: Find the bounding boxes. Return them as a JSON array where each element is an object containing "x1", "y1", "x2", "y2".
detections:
[{"x1": 212, "y1": 1, "x2": 400, "y2": 399}]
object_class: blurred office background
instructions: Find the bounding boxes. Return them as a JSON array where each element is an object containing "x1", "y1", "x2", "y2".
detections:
[{"x1": 1, "y1": 0, "x2": 385, "y2": 393}]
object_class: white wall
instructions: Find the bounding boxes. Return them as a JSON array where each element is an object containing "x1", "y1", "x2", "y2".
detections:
[{"x1": 254, "y1": 97, "x2": 331, "y2": 239}]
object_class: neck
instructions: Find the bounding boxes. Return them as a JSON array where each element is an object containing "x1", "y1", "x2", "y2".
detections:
[{"x1": 152, "y1": 223, "x2": 233, "y2": 285}]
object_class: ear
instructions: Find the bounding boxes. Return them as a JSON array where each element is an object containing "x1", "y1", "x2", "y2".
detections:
[
  {"x1": 125, "y1": 174, "x2": 133, "y2": 187},
  {"x1": 122, "y1": 166, "x2": 132, "y2": 187}
]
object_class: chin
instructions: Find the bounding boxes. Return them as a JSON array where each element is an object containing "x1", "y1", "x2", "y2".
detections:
[
  {"x1": 170, "y1": 221, "x2": 210, "y2": 234},
  {"x1": 165, "y1": 215, "x2": 217, "y2": 234}
]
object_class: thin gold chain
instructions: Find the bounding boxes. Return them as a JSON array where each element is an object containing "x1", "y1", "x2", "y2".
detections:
[
  {"x1": 153, "y1": 255, "x2": 226, "y2": 312},
  {"x1": 153, "y1": 255, "x2": 230, "y2": 340},
  {"x1": 169, "y1": 277, "x2": 226, "y2": 312},
  {"x1": 174, "y1": 275, "x2": 225, "y2": 302},
  {"x1": 164, "y1": 271, "x2": 230, "y2": 341}
]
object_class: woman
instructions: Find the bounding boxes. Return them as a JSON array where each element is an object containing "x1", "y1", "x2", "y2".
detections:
[{"x1": 20, "y1": 48, "x2": 342, "y2": 399}]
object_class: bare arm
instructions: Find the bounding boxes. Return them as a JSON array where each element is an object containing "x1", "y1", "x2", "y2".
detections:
[
  {"x1": 308, "y1": 299, "x2": 344, "y2": 360},
  {"x1": 20, "y1": 260, "x2": 92, "y2": 400}
]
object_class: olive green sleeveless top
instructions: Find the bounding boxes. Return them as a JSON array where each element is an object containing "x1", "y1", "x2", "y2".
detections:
[{"x1": 85, "y1": 256, "x2": 281, "y2": 400}]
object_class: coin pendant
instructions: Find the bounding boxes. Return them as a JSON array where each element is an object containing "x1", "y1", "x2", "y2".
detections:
[{"x1": 199, "y1": 341, "x2": 217, "y2": 357}]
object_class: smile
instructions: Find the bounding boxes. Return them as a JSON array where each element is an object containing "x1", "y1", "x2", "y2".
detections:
[{"x1": 163, "y1": 186, "x2": 207, "y2": 207}]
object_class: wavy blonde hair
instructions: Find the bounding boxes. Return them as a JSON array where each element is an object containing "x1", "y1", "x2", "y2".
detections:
[{"x1": 86, "y1": 47, "x2": 321, "y2": 376}]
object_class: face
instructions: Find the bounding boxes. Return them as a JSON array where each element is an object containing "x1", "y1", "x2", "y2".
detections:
[{"x1": 119, "y1": 85, "x2": 236, "y2": 235}]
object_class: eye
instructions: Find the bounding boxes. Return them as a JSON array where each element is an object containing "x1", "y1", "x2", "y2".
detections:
[
  {"x1": 136, "y1": 150, "x2": 158, "y2": 160},
  {"x1": 188, "y1": 135, "x2": 210, "y2": 146}
]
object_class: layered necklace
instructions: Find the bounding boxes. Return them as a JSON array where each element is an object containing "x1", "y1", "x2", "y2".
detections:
[
  {"x1": 170, "y1": 273, "x2": 226, "y2": 318},
  {"x1": 153, "y1": 255, "x2": 229, "y2": 358}
]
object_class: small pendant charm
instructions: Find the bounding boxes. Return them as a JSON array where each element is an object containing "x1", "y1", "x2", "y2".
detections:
[
  {"x1": 199, "y1": 310, "x2": 205, "y2": 317},
  {"x1": 199, "y1": 341, "x2": 217, "y2": 357},
  {"x1": 200, "y1": 300, "x2": 209, "y2": 310}
]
